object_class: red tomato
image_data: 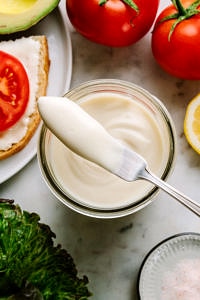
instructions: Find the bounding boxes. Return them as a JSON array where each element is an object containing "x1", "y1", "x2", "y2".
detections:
[
  {"x1": 66, "y1": 0, "x2": 159, "y2": 47},
  {"x1": 151, "y1": 0, "x2": 200, "y2": 80},
  {"x1": 0, "y1": 51, "x2": 29, "y2": 132}
]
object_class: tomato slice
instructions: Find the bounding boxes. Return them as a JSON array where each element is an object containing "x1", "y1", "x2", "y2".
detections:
[{"x1": 0, "y1": 50, "x2": 29, "y2": 132}]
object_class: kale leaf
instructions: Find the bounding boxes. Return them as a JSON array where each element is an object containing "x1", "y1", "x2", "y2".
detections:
[{"x1": 0, "y1": 199, "x2": 91, "y2": 300}]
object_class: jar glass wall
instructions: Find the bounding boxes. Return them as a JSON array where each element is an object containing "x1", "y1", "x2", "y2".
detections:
[{"x1": 38, "y1": 79, "x2": 176, "y2": 218}]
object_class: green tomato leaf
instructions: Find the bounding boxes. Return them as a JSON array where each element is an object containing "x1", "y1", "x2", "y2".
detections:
[
  {"x1": 160, "y1": 0, "x2": 200, "y2": 40},
  {"x1": 99, "y1": 0, "x2": 139, "y2": 12},
  {"x1": 122, "y1": 0, "x2": 139, "y2": 12}
]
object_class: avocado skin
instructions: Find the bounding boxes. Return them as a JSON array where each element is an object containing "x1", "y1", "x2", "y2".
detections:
[{"x1": 0, "y1": 0, "x2": 60, "y2": 35}]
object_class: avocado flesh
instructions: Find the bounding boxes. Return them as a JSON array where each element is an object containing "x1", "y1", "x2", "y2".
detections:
[
  {"x1": 0, "y1": 0, "x2": 60, "y2": 34},
  {"x1": 0, "y1": 0, "x2": 37, "y2": 14}
]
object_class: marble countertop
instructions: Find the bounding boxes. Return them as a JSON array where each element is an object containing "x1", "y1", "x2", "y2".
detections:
[{"x1": 1, "y1": 0, "x2": 200, "y2": 299}]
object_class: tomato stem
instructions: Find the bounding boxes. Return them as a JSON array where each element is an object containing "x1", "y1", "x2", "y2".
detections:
[
  {"x1": 99, "y1": 0, "x2": 139, "y2": 13},
  {"x1": 99, "y1": 0, "x2": 107, "y2": 4},
  {"x1": 171, "y1": 0, "x2": 186, "y2": 15},
  {"x1": 160, "y1": 0, "x2": 200, "y2": 40}
]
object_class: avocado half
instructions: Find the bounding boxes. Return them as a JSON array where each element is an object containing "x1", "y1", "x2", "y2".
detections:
[{"x1": 0, "y1": 0, "x2": 60, "y2": 35}]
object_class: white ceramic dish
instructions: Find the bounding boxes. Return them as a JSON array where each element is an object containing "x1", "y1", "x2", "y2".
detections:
[
  {"x1": 0, "y1": 7, "x2": 72, "y2": 184},
  {"x1": 138, "y1": 233, "x2": 200, "y2": 299}
]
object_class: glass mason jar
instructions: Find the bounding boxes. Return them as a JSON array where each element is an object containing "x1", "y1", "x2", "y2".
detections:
[{"x1": 38, "y1": 79, "x2": 176, "y2": 218}]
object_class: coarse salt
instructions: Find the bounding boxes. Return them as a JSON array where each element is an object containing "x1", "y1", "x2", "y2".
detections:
[{"x1": 161, "y1": 258, "x2": 200, "y2": 300}]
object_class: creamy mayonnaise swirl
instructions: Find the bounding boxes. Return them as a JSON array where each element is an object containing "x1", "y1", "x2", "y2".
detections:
[{"x1": 46, "y1": 92, "x2": 169, "y2": 209}]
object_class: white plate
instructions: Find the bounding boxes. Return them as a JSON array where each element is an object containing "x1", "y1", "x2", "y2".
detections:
[
  {"x1": 138, "y1": 233, "x2": 200, "y2": 299},
  {"x1": 139, "y1": 233, "x2": 200, "y2": 300},
  {"x1": 0, "y1": 7, "x2": 72, "y2": 184}
]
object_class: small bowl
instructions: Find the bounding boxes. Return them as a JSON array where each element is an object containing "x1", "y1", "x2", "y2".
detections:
[
  {"x1": 138, "y1": 232, "x2": 200, "y2": 300},
  {"x1": 37, "y1": 79, "x2": 176, "y2": 218}
]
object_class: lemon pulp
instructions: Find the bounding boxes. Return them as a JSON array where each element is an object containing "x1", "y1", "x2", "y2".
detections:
[{"x1": 184, "y1": 94, "x2": 200, "y2": 154}]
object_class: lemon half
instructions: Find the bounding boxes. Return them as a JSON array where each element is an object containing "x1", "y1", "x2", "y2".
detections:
[{"x1": 184, "y1": 93, "x2": 200, "y2": 154}]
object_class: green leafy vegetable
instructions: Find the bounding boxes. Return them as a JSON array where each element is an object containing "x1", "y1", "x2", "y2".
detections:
[{"x1": 0, "y1": 199, "x2": 91, "y2": 300}]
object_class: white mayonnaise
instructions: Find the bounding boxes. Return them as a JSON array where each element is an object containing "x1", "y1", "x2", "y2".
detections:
[{"x1": 40, "y1": 92, "x2": 170, "y2": 209}]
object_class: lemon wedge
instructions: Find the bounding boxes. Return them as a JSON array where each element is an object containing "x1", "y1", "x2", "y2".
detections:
[{"x1": 184, "y1": 93, "x2": 200, "y2": 154}]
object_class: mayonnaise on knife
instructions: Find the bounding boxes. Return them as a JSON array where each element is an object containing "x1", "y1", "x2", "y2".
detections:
[{"x1": 38, "y1": 96, "x2": 128, "y2": 176}]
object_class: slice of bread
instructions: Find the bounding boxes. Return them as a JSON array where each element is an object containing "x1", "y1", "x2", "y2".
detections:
[{"x1": 0, "y1": 35, "x2": 50, "y2": 160}]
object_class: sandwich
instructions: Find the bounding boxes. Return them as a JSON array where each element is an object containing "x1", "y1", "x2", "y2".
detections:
[{"x1": 0, "y1": 35, "x2": 50, "y2": 160}]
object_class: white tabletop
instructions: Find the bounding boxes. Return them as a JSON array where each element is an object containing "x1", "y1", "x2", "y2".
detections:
[{"x1": 1, "y1": 0, "x2": 200, "y2": 299}]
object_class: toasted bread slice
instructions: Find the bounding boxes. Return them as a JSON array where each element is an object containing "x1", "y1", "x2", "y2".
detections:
[{"x1": 0, "y1": 35, "x2": 50, "y2": 160}]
